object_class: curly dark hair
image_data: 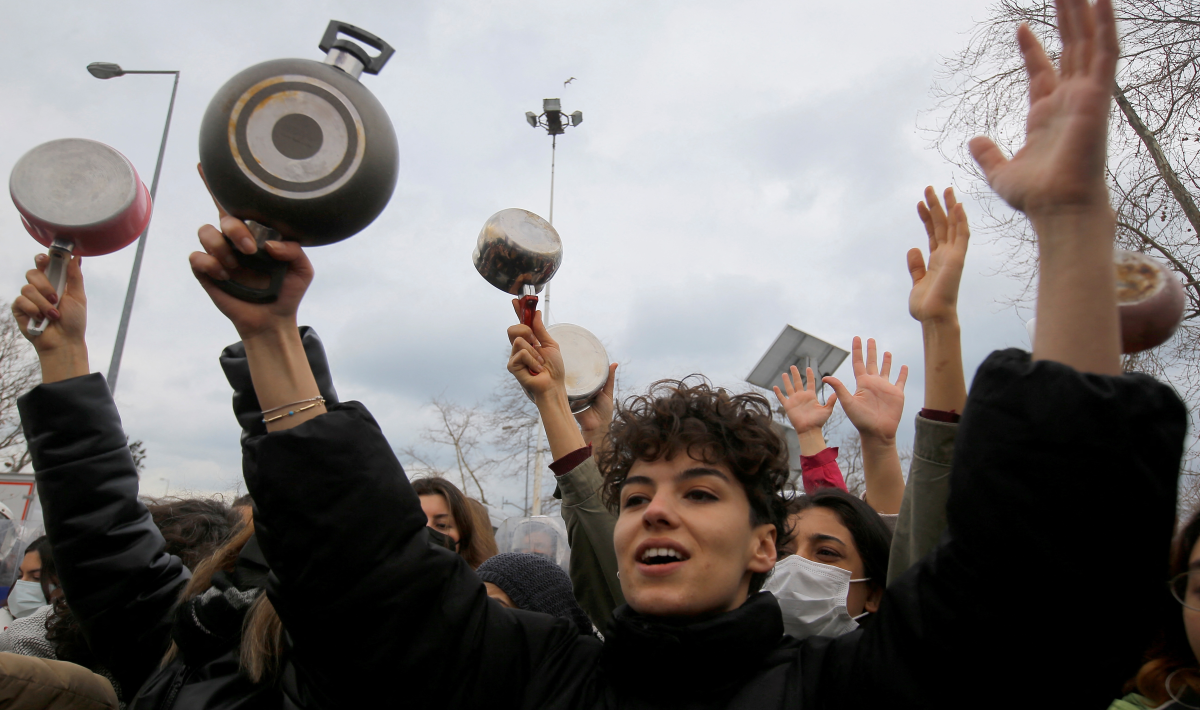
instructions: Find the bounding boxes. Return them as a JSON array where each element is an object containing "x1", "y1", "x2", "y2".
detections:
[{"x1": 597, "y1": 377, "x2": 792, "y2": 594}]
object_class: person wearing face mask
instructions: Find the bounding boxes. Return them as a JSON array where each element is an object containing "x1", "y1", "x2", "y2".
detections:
[
  {"x1": 764, "y1": 489, "x2": 892, "y2": 639},
  {"x1": 5, "y1": 536, "x2": 59, "y2": 622}
]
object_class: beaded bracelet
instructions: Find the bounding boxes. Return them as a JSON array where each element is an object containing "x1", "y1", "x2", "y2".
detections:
[
  {"x1": 262, "y1": 396, "x2": 325, "y2": 416},
  {"x1": 262, "y1": 398, "x2": 326, "y2": 424}
]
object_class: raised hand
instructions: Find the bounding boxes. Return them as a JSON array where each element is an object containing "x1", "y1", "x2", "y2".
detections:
[
  {"x1": 968, "y1": 0, "x2": 1118, "y2": 218},
  {"x1": 774, "y1": 366, "x2": 838, "y2": 435},
  {"x1": 506, "y1": 304, "x2": 585, "y2": 460},
  {"x1": 12, "y1": 254, "x2": 89, "y2": 383},
  {"x1": 506, "y1": 305, "x2": 567, "y2": 403},
  {"x1": 824, "y1": 337, "x2": 908, "y2": 444},
  {"x1": 190, "y1": 164, "x2": 314, "y2": 338},
  {"x1": 910, "y1": 186, "x2": 971, "y2": 325},
  {"x1": 575, "y1": 362, "x2": 619, "y2": 450}
]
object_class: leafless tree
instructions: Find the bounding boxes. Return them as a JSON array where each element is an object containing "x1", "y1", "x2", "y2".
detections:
[
  {"x1": 0, "y1": 304, "x2": 39, "y2": 475},
  {"x1": 930, "y1": 0, "x2": 1200, "y2": 508},
  {"x1": 399, "y1": 396, "x2": 508, "y2": 506}
]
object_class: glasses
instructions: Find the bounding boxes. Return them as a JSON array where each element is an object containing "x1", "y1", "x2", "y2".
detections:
[{"x1": 1169, "y1": 572, "x2": 1200, "y2": 611}]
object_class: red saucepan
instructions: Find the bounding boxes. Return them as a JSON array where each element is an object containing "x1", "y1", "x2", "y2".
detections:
[{"x1": 10, "y1": 138, "x2": 151, "y2": 335}]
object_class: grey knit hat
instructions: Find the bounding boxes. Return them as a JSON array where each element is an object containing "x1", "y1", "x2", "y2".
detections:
[{"x1": 477, "y1": 553, "x2": 593, "y2": 635}]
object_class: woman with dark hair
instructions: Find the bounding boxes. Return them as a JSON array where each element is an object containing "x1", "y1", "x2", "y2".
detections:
[
  {"x1": 1111, "y1": 509, "x2": 1200, "y2": 708},
  {"x1": 412, "y1": 477, "x2": 493, "y2": 569},
  {"x1": 765, "y1": 489, "x2": 891, "y2": 639}
]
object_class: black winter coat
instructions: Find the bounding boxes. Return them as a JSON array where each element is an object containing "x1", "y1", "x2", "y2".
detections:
[
  {"x1": 17, "y1": 328, "x2": 342, "y2": 709},
  {"x1": 240, "y1": 349, "x2": 1185, "y2": 709}
]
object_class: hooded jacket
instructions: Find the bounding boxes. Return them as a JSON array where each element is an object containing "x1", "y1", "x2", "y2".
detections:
[{"x1": 239, "y1": 349, "x2": 1185, "y2": 709}]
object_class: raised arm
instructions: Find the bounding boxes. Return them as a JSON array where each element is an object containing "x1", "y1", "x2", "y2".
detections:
[
  {"x1": 968, "y1": 0, "x2": 1121, "y2": 374},
  {"x1": 887, "y1": 187, "x2": 971, "y2": 584},
  {"x1": 508, "y1": 310, "x2": 624, "y2": 629},
  {"x1": 823, "y1": 338, "x2": 908, "y2": 514},
  {"x1": 193, "y1": 203, "x2": 596, "y2": 706},
  {"x1": 814, "y1": 3, "x2": 1182, "y2": 707},
  {"x1": 13, "y1": 255, "x2": 189, "y2": 699}
]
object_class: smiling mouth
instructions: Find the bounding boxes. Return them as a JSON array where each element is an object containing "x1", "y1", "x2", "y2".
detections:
[{"x1": 639, "y1": 547, "x2": 689, "y2": 565}]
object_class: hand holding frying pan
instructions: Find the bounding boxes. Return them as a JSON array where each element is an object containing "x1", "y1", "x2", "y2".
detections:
[
  {"x1": 10, "y1": 138, "x2": 151, "y2": 336},
  {"x1": 12, "y1": 252, "x2": 87, "y2": 359},
  {"x1": 192, "y1": 166, "x2": 314, "y2": 338}
]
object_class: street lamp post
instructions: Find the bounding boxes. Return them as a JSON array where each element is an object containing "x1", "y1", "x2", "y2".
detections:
[
  {"x1": 87, "y1": 62, "x2": 180, "y2": 394},
  {"x1": 523, "y1": 98, "x2": 582, "y2": 516}
]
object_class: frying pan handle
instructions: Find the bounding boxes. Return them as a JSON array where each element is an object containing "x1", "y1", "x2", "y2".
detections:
[
  {"x1": 27, "y1": 239, "x2": 74, "y2": 337},
  {"x1": 518, "y1": 294, "x2": 538, "y2": 327},
  {"x1": 319, "y1": 21, "x2": 395, "y2": 75},
  {"x1": 214, "y1": 222, "x2": 287, "y2": 304}
]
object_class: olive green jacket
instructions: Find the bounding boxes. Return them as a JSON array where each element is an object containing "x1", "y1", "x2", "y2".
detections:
[
  {"x1": 553, "y1": 456, "x2": 624, "y2": 632},
  {"x1": 886, "y1": 415, "x2": 958, "y2": 586}
]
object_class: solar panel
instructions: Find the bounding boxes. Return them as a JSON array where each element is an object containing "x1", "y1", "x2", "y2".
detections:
[{"x1": 746, "y1": 325, "x2": 850, "y2": 391}]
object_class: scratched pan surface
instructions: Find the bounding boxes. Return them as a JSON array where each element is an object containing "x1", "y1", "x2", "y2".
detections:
[
  {"x1": 10, "y1": 138, "x2": 151, "y2": 255},
  {"x1": 548, "y1": 323, "x2": 610, "y2": 414}
]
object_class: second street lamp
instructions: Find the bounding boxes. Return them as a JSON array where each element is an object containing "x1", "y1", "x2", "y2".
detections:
[{"x1": 87, "y1": 62, "x2": 180, "y2": 394}]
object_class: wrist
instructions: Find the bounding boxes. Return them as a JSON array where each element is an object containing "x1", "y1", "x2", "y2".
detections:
[
  {"x1": 236, "y1": 317, "x2": 299, "y2": 343},
  {"x1": 859, "y1": 432, "x2": 897, "y2": 450},
  {"x1": 920, "y1": 315, "x2": 960, "y2": 333},
  {"x1": 38, "y1": 344, "x2": 89, "y2": 384},
  {"x1": 796, "y1": 428, "x2": 828, "y2": 457}
]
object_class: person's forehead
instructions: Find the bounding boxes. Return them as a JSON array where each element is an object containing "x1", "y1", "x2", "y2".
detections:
[
  {"x1": 794, "y1": 507, "x2": 853, "y2": 541},
  {"x1": 627, "y1": 453, "x2": 735, "y2": 482},
  {"x1": 419, "y1": 493, "x2": 451, "y2": 514}
]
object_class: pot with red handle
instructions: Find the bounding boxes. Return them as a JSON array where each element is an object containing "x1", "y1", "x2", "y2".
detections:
[
  {"x1": 10, "y1": 138, "x2": 151, "y2": 336},
  {"x1": 472, "y1": 208, "x2": 562, "y2": 326}
]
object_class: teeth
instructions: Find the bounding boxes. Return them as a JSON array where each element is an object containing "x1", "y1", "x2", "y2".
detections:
[{"x1": 641, "y1": 547, "x2": 682, "y2": 562}]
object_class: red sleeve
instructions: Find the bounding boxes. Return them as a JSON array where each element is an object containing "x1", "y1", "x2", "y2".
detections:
[
  {"x1": 549, "y1": 444, "x2": 594, "y2": 476},
  {"x1": 800, "y1": 446, "x2": 847, "y2": 494}
]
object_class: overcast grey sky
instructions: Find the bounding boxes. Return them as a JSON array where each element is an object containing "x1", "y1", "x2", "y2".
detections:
[{"x1": 0, "y1": 0, "x2": 1035, "y2": 503}]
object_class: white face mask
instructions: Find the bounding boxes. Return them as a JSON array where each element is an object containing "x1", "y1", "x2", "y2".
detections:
[
  {"x1": 762, "y1": 555, "x2": 869, "y2": 640},
  {"x1": 7, "y1": 580, "x2": 47, "y2": 619}
]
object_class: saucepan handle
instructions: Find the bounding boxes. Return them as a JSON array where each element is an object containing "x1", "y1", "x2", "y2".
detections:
[
  {"x1": 28, "y1": 239, "x2": 74, "y2": 337},
  {"x1": 319, "y1": 21, "x2": 395, "y2": 75},
  {"x1": 518, "y1": 294, "x2": 538, "y2": 327},
  {"x1": 214, "y1": 222, "x2": 288, "y2": 304}
]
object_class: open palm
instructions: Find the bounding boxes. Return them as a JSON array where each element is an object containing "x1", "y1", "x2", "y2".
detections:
[
  {"x1": 968, "y1": 0, "x2": 1118, "y2": 217},
  {"x1": 824, "y1": 337, "x2": 907, "y2": 442},
  {"x1": 909, "y1": 186, "x2": 970, "y2": 325},
  {"x1": 774, "y1": 366, "x2": 837, "y2": 434}
]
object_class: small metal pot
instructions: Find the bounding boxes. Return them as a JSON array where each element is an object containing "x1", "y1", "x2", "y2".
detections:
[
  {"x1": 472, "y1": 208, "x2": 562, "y2": 325},
  {"x1": 550, "y1": 323, "x2": 611, "y2": 413},
  {"x1": 10, "y1": 138, "x2": 151, "y2": 335},
  {"x1": 518, "y1": 323, "x2": 609, "y2": 413}
]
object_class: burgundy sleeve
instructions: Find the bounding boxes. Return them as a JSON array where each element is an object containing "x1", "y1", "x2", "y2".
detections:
[
  {"x1": 800, "y1": 446, "x2": 848, "y2": 494},
  {"x1": 550, "y1": 445, "x2": 594, "y2": 476}
]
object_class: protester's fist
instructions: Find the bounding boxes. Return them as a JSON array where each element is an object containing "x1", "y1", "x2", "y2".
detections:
[
  {"x1": 774, "y1": 366, "x2": 838, "y2": 435},
  {"x1": 190, "y1": 164, "x2": 313, "y2": 338},
  {"x1": 506, "y1": 307, "x2": 568, "y2": 404},
  {"x1": 12, "y1": 253, "x2": 87, "y2": 353},
  {"x1": 909, "y1": 186, "x2": 971, "y2": 325},
  {"x1": 823, "y1": 337, "x2": 907, "y2": 443}
]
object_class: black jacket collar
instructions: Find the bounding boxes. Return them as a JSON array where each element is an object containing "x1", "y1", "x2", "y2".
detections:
[{"x1": 602, "y1": 592, "x2": 784, "y2": 700}]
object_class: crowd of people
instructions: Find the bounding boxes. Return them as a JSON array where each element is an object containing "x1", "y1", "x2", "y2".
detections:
[{"x1": 0, "y1": 0, "x2": 1195, "y2": 707}]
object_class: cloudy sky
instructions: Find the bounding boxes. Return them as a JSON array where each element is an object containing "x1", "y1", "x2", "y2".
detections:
[{"x1": 0, "y1": 0, "x2": 1036, "y2": 509}]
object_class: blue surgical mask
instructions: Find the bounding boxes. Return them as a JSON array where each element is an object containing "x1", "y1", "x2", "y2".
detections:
[{"x1": 8, "y1": 580, "x2": 46, "y2": 619}]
